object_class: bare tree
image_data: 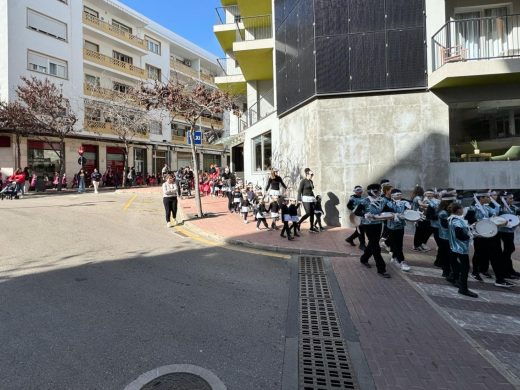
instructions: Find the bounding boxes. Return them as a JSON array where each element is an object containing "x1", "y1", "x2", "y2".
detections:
[
  {"x1": 84, "y1": 81, "x2": 151, "y2": 174},
  {"x1": 16, "y1": 77, "x2": 77, "y2": 190},
  {"x1": 0, "y1": 101, "x2": 34, "y2": 169},
  {"x1": 137, "y1": 80, "x2": 237, "y2": 218}
]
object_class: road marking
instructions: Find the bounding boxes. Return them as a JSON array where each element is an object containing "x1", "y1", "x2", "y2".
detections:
[
  {"x1": 123, "y1": 194, "x2": 137, "y2": 211},
  {"x1": 174, "y1": 225, "x2": 290, "y2": 259}
]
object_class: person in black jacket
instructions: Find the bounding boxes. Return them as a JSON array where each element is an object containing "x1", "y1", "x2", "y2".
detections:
[
  {"x1": 280, "y1": 198, "x2": 293, "y2": 240},
  {"x1": 265, "y1": 168, "x2": 287, "y2": 198},
  {"x1": 313, "y1": 195, "x2": 325, "y2": 231},
  {"x1": 346, "y1": 186, "x2": 367, "y2": 250},
  {"x1": 297, "y1": 168, "x2": 318, "y2": 233}
]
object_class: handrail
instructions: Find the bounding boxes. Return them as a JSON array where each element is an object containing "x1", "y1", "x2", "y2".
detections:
[
  {"x1": 215, "y1": 5, "x2": 241, "y2": 25},
  {"x1": 247, "y1": 88, "x2": 275, "y2": 127},
  {"x1": 82, "y1": 12, "x2": 146, "y2": 50},
  {"x1": 236, "y1": 14, "x2": 272, "y2": 41},
  {"x1": 83, "y1": 48, "x2": 146, "y2": 78},
  {"x1": 217, "y1": 57, "x2": 243, "y2": 76},
  {"x1": 431, "y1": 13, "x2": 520, "y2": 71}
]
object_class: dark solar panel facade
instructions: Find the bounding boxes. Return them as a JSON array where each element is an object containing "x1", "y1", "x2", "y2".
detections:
[{"x1": 275, "y1": 0, "x2": 427, "y2": 115}]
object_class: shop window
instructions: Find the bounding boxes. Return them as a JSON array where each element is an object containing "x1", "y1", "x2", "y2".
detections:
[
  {"x1": 0, "y1": 136, "x2": 11, "y2": 147},
  {"x1": 450, "y1": 101, "x2": 520, "y2": 162},
  {"x1": 252, "y1": 131, "x2": 272, "y2": 171}
]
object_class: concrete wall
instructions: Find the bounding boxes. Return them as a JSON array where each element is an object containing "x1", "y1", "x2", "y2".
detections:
[
  {"x1": 278, "y1": 91, "x2": 451, "y2": 227},
  {"x1": 450, "y1": 161, "x2": 520, "y2": 189}
]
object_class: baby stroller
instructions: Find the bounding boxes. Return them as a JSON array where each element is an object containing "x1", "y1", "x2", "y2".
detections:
[
  {"x1": 0, "y1": 182, "x2": 18, "y2": 200},
  {"x1": 179, "y1": 179, "x2": 191, "y2": 199}
]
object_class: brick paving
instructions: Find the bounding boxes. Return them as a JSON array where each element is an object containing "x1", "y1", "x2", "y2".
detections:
[{"x1": 178, "y1": 195, "x2": 520, "y2": 389}]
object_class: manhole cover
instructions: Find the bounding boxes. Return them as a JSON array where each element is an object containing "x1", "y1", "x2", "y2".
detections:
[{"x1": 140, "y1": 372, "x2": 212, "y2": 390}]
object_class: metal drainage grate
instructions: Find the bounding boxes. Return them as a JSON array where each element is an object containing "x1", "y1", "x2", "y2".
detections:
[
  {"x1": 299, "y1": 256, "x2": 357, "y2": 390},
  {"x1": 140, "y1": 372, "x2": 212, "y2": 390}
]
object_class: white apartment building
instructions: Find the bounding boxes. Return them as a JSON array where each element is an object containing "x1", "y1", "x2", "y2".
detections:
[{"x1": 0, "y1": 0, "x2": 227, "y2": 181}]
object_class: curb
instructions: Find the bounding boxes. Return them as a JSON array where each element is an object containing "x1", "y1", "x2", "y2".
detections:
[{"x1": 177, "y1": 204, "x2": 351, "y2": 258}]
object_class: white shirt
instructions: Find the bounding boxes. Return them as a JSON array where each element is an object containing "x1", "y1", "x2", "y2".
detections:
[{"x1": 162, "y1": 182, "x2": 177, "y2": 198}]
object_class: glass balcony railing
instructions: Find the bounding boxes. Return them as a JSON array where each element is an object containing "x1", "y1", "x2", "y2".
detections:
[
  {"x1": 237, "y1": 15, "x2": 272, "y2": 41},
  {"x1": 432, "y1": 14, "x2": 520, "y2": 71},
  {"x1": 216, "y1": 57, "x2": 243, "y2": 76}
]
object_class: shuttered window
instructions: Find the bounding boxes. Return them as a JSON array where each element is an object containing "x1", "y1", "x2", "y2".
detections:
[
  {"x1": 28, "y1": 50, "x2": 68, "y2": 79},
  {"x1": 27, "y1": 8, "x2": 67, "y2": 41}
]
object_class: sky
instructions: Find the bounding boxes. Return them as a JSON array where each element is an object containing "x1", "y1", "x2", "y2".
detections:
[{"x1": 118, "y1": 0, "x2": 224, "y2": 57}]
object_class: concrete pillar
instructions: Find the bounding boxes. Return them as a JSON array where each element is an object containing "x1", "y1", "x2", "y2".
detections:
[
  {"x1": 509, "y1": 109, "x2": 515, "y2": 136},
  {"x1": 99, "y1": 143, "x2": 107, "y2": 172}
]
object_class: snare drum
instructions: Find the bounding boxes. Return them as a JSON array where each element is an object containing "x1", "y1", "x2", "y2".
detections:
[
  {"x1": 490, "y1": 216, "x2": 508, "y2": 226},
  {"x1": 474, "y1": 219, "x2": 498, "y2": 238},
  {"x1": 402, "y1": 209, "x2": 421, "y2": 222},
  {"x1": 374, "y1": 212, "x2": 394, "y2": 221},
  {"x1": 500, "y1": 214, "x2": 520, "y2": 229}
]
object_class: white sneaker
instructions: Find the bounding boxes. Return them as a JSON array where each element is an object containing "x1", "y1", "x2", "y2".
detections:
[
  {"x1": 390, "y1": 258, "x2": 400, "y2": 267},
  {"x1": 166, "y1": 222, "x2": 171, "y2": 228},
  {"x1": 172, "y1": 219, "x2": 177, "y2": 226},
  {"x1": 400, "y1": 261, "x2": 411, "y2": 272},
  {"x1": 421, "y1": 244, "x2": 431, "y2": 251}
]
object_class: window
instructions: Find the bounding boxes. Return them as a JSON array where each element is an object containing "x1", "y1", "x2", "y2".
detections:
[
  {"x1": 85, "y1": 107, "x2": 101, "y2": 121},
  {"x1": 113, "y1": 51, "x2": 133, "y2": 64},
  {"x1": 146, "y1": 36, "x2": 161, "y2": 55},
  {"x1": 84, "y1": 40, "x2": 99, "y2": 53},
  {"x1": 112, "y1": 19, "x2": 132, "y2": 34},
  {"x1": 171, "y1": 123, "x2": 187, "y2": 137},
  {"x1": 83, "y1": 6, "x2": 98, "y2": 18},
  {"x1": 146, "y1": 64, "x2": 161, "y2": 81},
  {"x1": 113, "y1": 82, "x2": 131, "y2": 94},
  {"x1": 27, "y1": 8, "x2": 67, "y2": 41},
  {"x1": 85, "y1": 74, "x2": 100, "y2": 87},
  {"x1": 28, "y1": 50, "x2": 67, "y2": 79},
  {"x1": 252, "y1": 132, "x2": 272, "y2": 171},
  {"x1": 149, "y1": 121, "x2": 162, "y2": 135}
]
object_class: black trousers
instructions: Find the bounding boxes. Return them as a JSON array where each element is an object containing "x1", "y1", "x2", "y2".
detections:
[
  {"x1": 347, "y1": 226, "x2": 366, "y2": 245},
  {"x1": 453, "y1": 253, "x2": 470, "y2": 292},
  {"x1": 432, "y1": 228, "x2": 443, "y2": 265},
  {"x1": 414, "y1": 220, "x2": 432, "y2": 247},
  {"x1": 388, "y1": 228, "x2": 404, "y2": 262},
  {"x1": 163, "y1": 196, "x2": 178, "y2": 222},
  {"x1": 281, "y1": 221, "x2": 291, "y2": 237},
  {"x1": 437, "y1": 238, "x2": 452, "y2": 276},
  {"x1": 472, "y1": 236, "x2": 505, "y2": 282},
  {"x1": 257, "y1": 218, "x2": 268, "y2": 228},
  {"x1": 499, "y1": 231, "x2": 517, "y2": 274},
  {"x1": 299, "y1": 202, "x2": 315, "y2": 228},
  {"x1": 314, "y1": 214, "x2": 323, "y2": 229},
  {"x1": 227, "y1": 192, "x2": 233, "y2": 211},
  {"x1": 360, "y1": 224, "x2": 386, "y2": 273}
]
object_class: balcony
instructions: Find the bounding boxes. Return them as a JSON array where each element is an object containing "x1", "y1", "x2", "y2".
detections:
[
  {"x1": 172, "y1": 134, "x2": 187, "y2": 144},
  {"x1": 85, "y1": 119, "x2": 148, "y2": 139},
  {"x1": 214, "y1": 57, "x2": 246, "y2": 94},
  {"x1": 200, "y1": 72, "x2": 215, "y2": 85},
  {"x1": 430, "y1": 14, "x2": 520, "y2": 88},
  {"x1": 170, "y1": 58, "x2": 199, "y2": 79},
  {"x1": 236, "y1": 0, "x2": 271, "y2": 18},
  {"x1": 83, "y1": 83, "x2": 141, "y2": 106},
  {"x1": 200, "y1": 116, "x2": 224, "y2": 130},
  {"x1": 214, "y1": 5, "x2": 244, "y2": 52},
  {"x1": 232, "y1": 15, "x2": 273, "y2": 81},
  {"x1": 82, "y1": 12, "x2": 146, "y2": 51},
  {"x1": 84, "y1": 48, "x2": 146, "y2": 79}
]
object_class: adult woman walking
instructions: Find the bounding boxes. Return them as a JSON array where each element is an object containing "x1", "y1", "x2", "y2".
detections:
[
  {"x1": 77, "y1": 169, "x2": 86, "y2": 193},
  {"x1": 297, "y1": 168, "x2": 319, "y2": 233},
  {"x1": 265, "y1": 168, "x2": 287, "y2": 198},
  {"x1": 162, "y1": 174, "x2": 178, "y2": 228}
]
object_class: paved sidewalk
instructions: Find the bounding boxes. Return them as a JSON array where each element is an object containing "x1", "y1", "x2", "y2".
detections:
[{"x1": 179, "y1": 195, "x2": 520, "y2": 389}]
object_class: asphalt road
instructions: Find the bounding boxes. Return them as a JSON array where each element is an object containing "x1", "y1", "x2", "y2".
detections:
[{"x1": 0, "y1": 192, "x2": 291, "y2": 390}]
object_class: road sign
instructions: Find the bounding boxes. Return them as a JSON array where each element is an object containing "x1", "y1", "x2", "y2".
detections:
[
  {"x1": 78, "y1": 156, "x2": 87, "y2": 166},
  {"x1": 187, "y1": 131, "x2": 202, "y2": 145}
]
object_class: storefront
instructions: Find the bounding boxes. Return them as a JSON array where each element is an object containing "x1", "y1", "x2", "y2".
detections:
[
  {"x1": 27, "y1": 140, "x2": 62, "y2": 177},
  {"x1": 153, "y1": 149, "x2": 168, "y2": 175},
  {"x1": 133, "y1": 147, "x2": 147, "y2": 175},
  {"x1": 106, "y1": 147, "x2": 125, "y2": 174},
  {"x1": 81, "y1": 144, "x2": 99, "y2": 174},
  {"x1": 177, "y1": 152, "x2": 192, "y2": 170},
  {"x1": 203, "y1": 154, "x2": 222, "y2": 171}
]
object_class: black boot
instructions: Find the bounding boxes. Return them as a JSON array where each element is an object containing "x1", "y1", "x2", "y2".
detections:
[
  {"x1": 458, "y1": 289, "x2": 478, "y2": 298},
  {"x1": 345, "y1": 237, "x2": 356, "y2": 246}
]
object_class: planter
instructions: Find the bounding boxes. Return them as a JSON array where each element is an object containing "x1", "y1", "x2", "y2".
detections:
[{"x1": 474, "y1": 149, "x2": 480, "y2": 155}]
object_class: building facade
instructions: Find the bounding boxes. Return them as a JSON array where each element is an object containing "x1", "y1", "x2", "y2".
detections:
[
  {"x1": 214, "y1": 0, "x2": 520, "y2": 226},
  {"x1": 0, "y1": 0, "x2": 228, "y2": 181}
]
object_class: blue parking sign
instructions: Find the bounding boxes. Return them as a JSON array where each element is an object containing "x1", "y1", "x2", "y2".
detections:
[{"x1": 188, "y1": 131, "x2": 202, "y2": 145}]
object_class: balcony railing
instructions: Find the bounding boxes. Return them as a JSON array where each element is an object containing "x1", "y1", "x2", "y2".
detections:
[
  {"x1": 85, "y1": 118, "x2": 148, "y2": 139},
  {"x1": 217, "y1": 57, "x2": 243, "y2": 76},
  {"x1": 200, "y1": 116, "x2": 223, "y2": 129},
  {"x1": 247, "y1": 90, "x2": 275, "y2": 128},
  {"x1": 170, "y1": 58, "x2": 199, "y2": 79},
  {"x1": 200, "y1": 72, "x2": 215, "y2": 84},
  {"x1": 83, "y1": 83, "x2": 141, "y2": 106},
  {"x1": 216, "y1": 5, "x2": 241, "y2": 25},
  {"x1": 82, "y1": 12, "x2": 146, "y2": 50},
  {"x1": 237, "y1": 15, "x2": 272, "y2": 41},
  {"x1": 432, "y1": 14, "x2": 520, "y2": 71},
  {"x1": 172, "y1": 134, "x2": 187, "y2": 144},
  {"x1": 84, "y1": 48, "x2": 146, "y2": 78}
]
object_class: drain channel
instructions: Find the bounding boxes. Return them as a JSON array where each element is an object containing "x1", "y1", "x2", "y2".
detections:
[{"x1": 299, "y1": 256, "x2": 357, "y2": 389}]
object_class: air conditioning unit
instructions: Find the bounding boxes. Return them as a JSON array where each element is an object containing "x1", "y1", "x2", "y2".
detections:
[{"x1": 183, "y1": 59, "x2": 191, "y2": 67}]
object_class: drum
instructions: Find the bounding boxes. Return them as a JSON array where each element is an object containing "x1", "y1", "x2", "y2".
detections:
[
  {"x1": 374, "y1": 212, "x2": 394, "y2": 221},
  {"x1": 349, "y1": 213, "x2": 361, "y2": 227},
  {"x1": 473, "y1": 219, "x2": 498, "y2": 238},
  {"x1": 462, "y1": 207, "x2": 469, "y2": 217},
  {"x1": 500, "y1": 214, "x2": 520, "y2": 229},
  {"x1": 490, "y1": 216, "x2": 508, "y2": 226},
  {"x1": 402, "y1": 210, "x2": 422, "y2": 222}
]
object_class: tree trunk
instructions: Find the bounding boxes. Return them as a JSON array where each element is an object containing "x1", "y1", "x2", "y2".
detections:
[
  {"x1": 188, "y1": 127, "x2": 203, "y2": 218},
  {"x1": 57, "y1": 140, "x2": 65, "y2": 191},
  {"x1": 15, "y1": 134, "x2": 21, "y2": 169}
]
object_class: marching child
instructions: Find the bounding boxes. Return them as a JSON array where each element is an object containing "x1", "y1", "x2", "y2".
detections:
[
  {"x1": 269, "y1": 196, "x2": 281, "y2": 230},
  {"x1": 280, "y1": 198, "x2": 293, "y2": 240},
  {"x1": 232, "y1": 185, "x2": 242, "y2": 213},
  {"x1": 386, "y1": 189, "x2": 411, "y2": 272},
  {"x1": 240, "y1": 190, "x2": 250, "y2": 224},
  {"x1": 289, "y1": 198, "x2": 300, "y2": 237},
  {"x1": 256, "y1": 198, "x2": 270, "y2": 231},
  {"x1": 313, "y1": 195, "x2": 325, "y2": 232}
]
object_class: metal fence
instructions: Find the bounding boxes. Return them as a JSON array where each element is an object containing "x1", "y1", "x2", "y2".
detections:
[
  {"x1": 217, "y1": 57, "x2": 243, "y2": 76},
  {"x1": 215, "y1": 5, "x2": 241, "y2": 25},
  {"x1": 237, "y1": 15, "x2": 272, "y2": 41},
  {"x1": 432, "y1": 14, "x2": 520, "y2": 71}
]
